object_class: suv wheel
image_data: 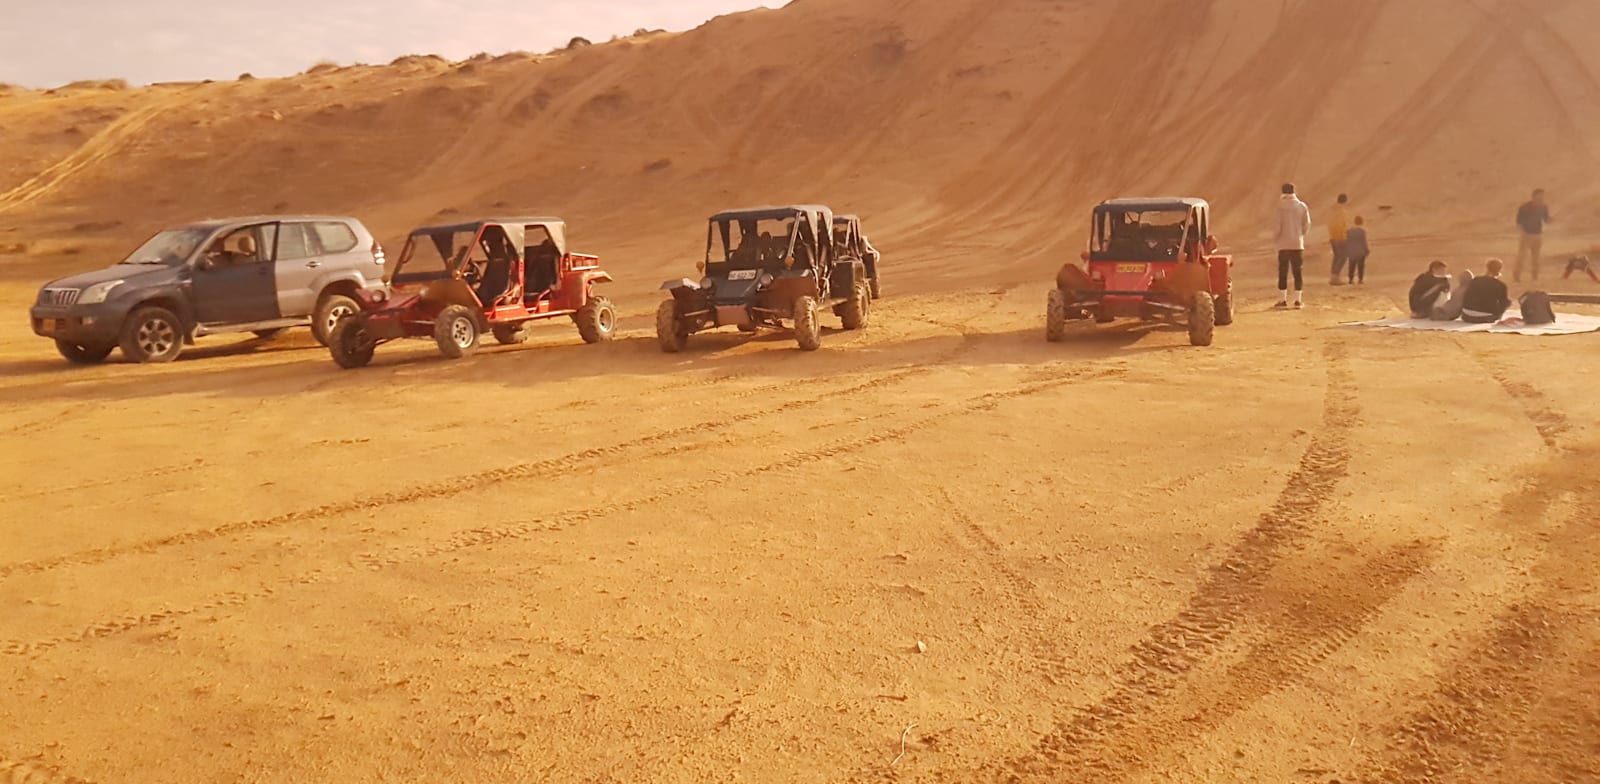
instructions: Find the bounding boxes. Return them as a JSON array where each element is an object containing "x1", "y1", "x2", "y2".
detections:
[
  {"x1": 839, "y1": 282, "x2": 870, "y2": 330},
  {"x1": 119, "y1": 306, "x2": 185, "y2": 363},
  {"x1": 1188, "y1": 291, "x2": 1216, "y2": 347},
  {"x1": 56, "y1": 340, "x2": 114, "y2": 365},
  {"x1": 312, "y1": 294, "x2": 360, "y2": 346},
  {"x1": 793, "y1": 295, "x2": 822, "y2": 351},
  {"x1": 433, "y1": 305, "x2": 481, "y2": 359},
  {"x1": 655, "y1": 299, "x2": 687, "y2": 353},
  {"x1": 492, "y1": 323, "x2": 528, "y2": 345},
  {"x1": 575, "y1": 295, "x2": 617, "y2": 344},
  {"x1": 329, "y1": 318, "x2": 376, "y2": 369}
]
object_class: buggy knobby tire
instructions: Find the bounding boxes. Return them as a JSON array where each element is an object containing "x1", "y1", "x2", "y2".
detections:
[
  {"x1": 839, "y1": 282, "x2": 870, "y2": 330},
  {"x1": 1189, "y1": 291, "x2": 1216, "y2": 347},
  {"x1": 329, "y1": 318, "x2": 376, "y2": 369},
  {"x1": 119, "y1": 306, "x2": 184, "y2": 363},
  {"x1": 656, "y1": 299, "x2": 687, "y2": 353},
  {"x1": 575, "y1": 295, "x2": 617, "y2": 344},
  {"x1": 56, "y1": 340, "x2": 114, "y2": 365},
  {"x1": 433, "y1": 305, "x2": 481, "y2": 359},
  {"x1": 312, "y1": 294, "x2": 360, "y2": 346},
  {"x1": 793, "y1": 295, "x2": 822, "y2": 351},
  {"x1": 492, "y1": 323, "x2": 527, "y2": 345},
  {"x1": 1046, "y1": 289, "x2": 1069, "y2": 342},
  {"x1": 1214, "y1": 289, "x2": 1234, "y2": 326}
]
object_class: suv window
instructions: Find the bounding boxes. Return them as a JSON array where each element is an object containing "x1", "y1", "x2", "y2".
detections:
[
  {"x1": 205, "y1": 224, "x2": 278, "y2": 267},
  {"x1": 276, "y1": 223, "x2": 316, "y2": 261},
  {"x1": 312, "y1": 222, "x2": 359, "y2": 254}
]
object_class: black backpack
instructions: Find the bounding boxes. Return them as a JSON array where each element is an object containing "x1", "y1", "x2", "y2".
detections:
[{"x1": 1519, "y1": 291, "x2": 1555, "y2": 325}]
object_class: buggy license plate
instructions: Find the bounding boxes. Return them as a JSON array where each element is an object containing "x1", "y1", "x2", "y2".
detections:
[
  {"x1": 1116, "y1": 264, "x2": 1148, "y2": 273},
  {"x1": 727, "y1": 269, "x2": 758, "y2": 280}
]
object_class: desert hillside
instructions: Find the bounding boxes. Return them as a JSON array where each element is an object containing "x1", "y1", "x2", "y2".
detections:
[{"x1": 2, "y1": 0, "x2": 1598, "y2": 289}]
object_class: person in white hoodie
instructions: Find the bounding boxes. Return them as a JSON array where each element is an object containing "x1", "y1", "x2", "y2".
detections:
[{"x1": 1274, "y1": 183, "x2": 1312, "y2": 308}]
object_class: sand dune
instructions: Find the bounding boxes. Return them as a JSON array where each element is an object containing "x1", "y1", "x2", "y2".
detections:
[{"x1": 1, "y1": 1, "x2": 1598, "y2": 782}]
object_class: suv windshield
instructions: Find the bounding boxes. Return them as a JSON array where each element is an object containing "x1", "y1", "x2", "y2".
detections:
[
  {"x1": 709, "y1": 217, "x2": 797, "y2": 268},
  {"x1": 119, "y1": 228, "x2": 210, "y2": 266}
]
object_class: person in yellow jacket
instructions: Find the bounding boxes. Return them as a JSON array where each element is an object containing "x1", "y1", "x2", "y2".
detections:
[{"x1": 1328, "y1": 193, "x2": 1350, "y2": 285}]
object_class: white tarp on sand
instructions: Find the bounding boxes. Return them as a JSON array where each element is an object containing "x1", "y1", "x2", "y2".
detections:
[{"x1": 1342, "y1": 311, "x2": 1600, "y2": 336}]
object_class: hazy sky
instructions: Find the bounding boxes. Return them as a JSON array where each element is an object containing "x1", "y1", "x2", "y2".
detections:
[{"x1": 0, "y1": 0, "x2": 770, "y2": 88}]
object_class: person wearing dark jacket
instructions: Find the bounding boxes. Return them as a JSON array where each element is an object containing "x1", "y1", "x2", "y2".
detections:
[
  {"x1": 1461, "y1": 258, "x2": 1512, "y2": 324},
  {"x1": 1408, "y1": 261, "x2": 1452, "y2": 318}
]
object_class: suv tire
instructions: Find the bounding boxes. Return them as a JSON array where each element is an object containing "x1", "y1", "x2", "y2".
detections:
[
  {"x1": 1046, "y1": 289, "x2": 1069, "y2": 342},
  {"x1": 793, "y1": 295, "x2": 822, "y2": 351},
  {"x1": 1189, "y1": 291, "x2": 1216, "y2": 347},
  {"x1": 119, "y1": 306, "x2": 185, "y2": 363},
  {"x1": 434, "y1": 305, "x2": 481, "y2": 359},
  {"x1": 329, "y1": 318, "x2": 376, "y2": 369},
  {"x1": 656, "y1": 299, "x2": 687, "y2": 353},
  {"x1": 575, "y1": 295, "x2": 617, "y2": 344},
  {"x1": 312, "y1": 294, "x2": 360, "y2": 346},
  {"x1": 492, "y1": 324, "x2": 528, "y2": 345},
  {"x1": 56, "y1": 340, "x2": 114, "y2": 365},
  {"x1": 839, "y1": 282, "x2": 870, "y2": 330}
]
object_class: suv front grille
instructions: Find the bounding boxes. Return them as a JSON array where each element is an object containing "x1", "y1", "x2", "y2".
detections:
[{"x1": 41, "y1": 288, "x2": 81, "y2": 307}]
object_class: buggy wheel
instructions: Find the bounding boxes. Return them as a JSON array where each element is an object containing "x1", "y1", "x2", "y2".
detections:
[
  {"x1": 575, "y1": 295, "x2": 617, "y2": 344},
  {"x1": 329, "y1": 318, "x2": 376, "y2": 369},
  {"x1": 433, "y1": 305, "x2": 481, "y2": 359},
  {"x1": 56, "y1": 340, "x2": 114, "y2": 365},
  {"x1": 793, "y1": 295, "x2": 822, "y2": 351},
  {"x1": 1188, "y1": 291, "x2": 1216, "y2": 347},
  {"x1": 118, "y1": 306, "x2": 184, "y2": 363},
  {"x1": 312, "y1": 294, "x2": 360, "y2": 346},
  {"x1": 839, "y1": 282, "x2": 870, "y2": 330},
  {"x1": 1046, "y1": 289, "x2": 1069, "y2": 342},
  {"x1": 492, "y1": 323, "x2": 527, "y2": 345},
  {"x1": 1214, "y1": 289, "x2": 1235, "y2": 326},
  {"x1": 655, "y1": 299, "x2": 687, "y2": 353}
]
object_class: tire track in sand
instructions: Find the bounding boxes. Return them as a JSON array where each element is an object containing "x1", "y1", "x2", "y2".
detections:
[
  {"x1": 1347, "y1": 444, "x2": 1600, "y2": 784},
  {"x1": 992, "y1": 340, "x2": 1384, "y2": 782},
  {"x1": 0, "y1": 759, "x2": 95, "y2": 783},
  {"x1": 931, "y1": 486, "x2": 1077, "y2": 687},
  {"x1": 0, "y1": 95, "x2": 183, "y2": 213},
  {"x1": 1, "y1": 364, "x2": 1121, "y2": 656}
]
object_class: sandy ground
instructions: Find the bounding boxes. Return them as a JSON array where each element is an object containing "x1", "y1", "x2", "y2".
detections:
[
  {"x1": 3, "y1": 0, "x2": 1600, "y2": 780},
  {"x1": 2, "y1": 262, "x2": 1597, "y2": 782}
]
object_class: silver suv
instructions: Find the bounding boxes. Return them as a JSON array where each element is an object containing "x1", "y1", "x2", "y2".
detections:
[{"x1": 30, "y1": 216, "x2": 388, "y2": 363}]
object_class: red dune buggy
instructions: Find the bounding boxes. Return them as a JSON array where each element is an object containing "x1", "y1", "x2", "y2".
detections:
[
  {"x1": 1047, "y1": 198, "x2": 1233, "y2": 346},
  {"x1": 329, "y1": 218, "x2": 614, "y2": 368}
]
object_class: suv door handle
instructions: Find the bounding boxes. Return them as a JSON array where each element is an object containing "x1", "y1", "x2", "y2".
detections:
[{"x1": 305, "y1": 260, "x2": 321, "y2": 269}]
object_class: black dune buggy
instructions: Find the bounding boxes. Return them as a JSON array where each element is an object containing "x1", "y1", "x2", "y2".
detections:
[{"x1": 656, "y1": 205, "x2": 873, "y2": 352}]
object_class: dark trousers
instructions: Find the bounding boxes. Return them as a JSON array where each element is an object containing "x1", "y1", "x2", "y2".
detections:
[
  {"x1": 1277, "y1": 250, "x2": 1304, "y2": 291},
  {"x1": 1563, "y1": 257, "x2": 1600, "y2": 283},
  {"x1": 1347, "y1": 255, "x2": 1368, "y2": 283}
]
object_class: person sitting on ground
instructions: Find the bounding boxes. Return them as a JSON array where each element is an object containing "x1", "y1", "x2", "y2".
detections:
[
  {"x1": 1408, "y1": 260, "x2": 1452, "y2": 318},
  {"x1": 1460, "y1": 258, "x2": 1512, "y2": 324},
  {"x1": 1432, "y1": 268, "x2": 1476, "y2": 321},
  {"x1": 1345, "y1": 216, "x2": 1370, "y2": 285}
]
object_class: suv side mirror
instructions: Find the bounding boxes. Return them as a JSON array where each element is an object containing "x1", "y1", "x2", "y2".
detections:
[{"x1": 197, "y1": 257, "x2": 218, "y2": 272}]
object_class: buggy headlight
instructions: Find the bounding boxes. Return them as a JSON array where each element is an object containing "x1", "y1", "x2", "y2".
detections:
[
  {"x1": 756, "y1": 272, "x2": 774, "y2": 288},
  {"x1": 784, "y1": 256, "x2": 795, "y2": 269},
  {"x1": 78, "y1": 279, "x2": 124, "y2": 305},
  {"x1": 699, "y1": 276, "x2": 714, "y2": 290}
]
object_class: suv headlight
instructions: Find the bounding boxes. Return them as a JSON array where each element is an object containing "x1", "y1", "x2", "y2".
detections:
[{"x1": 78, "y1": 280, "x2": 124, "y2": 305}]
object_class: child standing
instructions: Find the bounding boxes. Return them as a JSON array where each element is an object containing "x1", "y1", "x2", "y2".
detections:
[{"x1": 1345, "y1": 215, "x2": 1371, "y2": 284}]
